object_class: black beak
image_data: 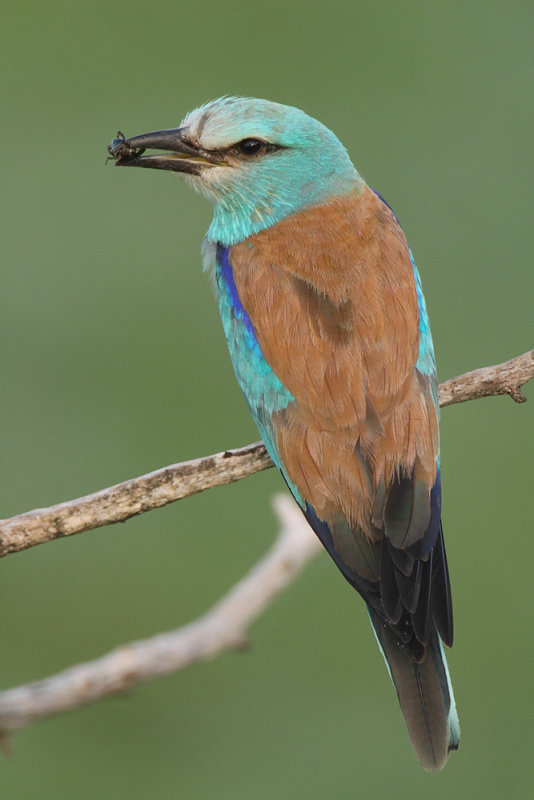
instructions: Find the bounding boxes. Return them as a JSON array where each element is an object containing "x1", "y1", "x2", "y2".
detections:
[{"x1": 107, "y1": 128, "x2": 222, "y2": 174}]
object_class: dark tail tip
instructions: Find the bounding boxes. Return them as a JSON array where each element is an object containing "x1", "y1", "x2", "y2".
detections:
[{"x1": 368, "y1": 609, "x2": 460, "y2": 771}]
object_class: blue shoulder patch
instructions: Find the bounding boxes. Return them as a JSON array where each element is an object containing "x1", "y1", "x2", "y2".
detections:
[
  {"x1": 217, "y1": 245, "x2": 257, "y2": 346},
  {"x1": 410, "y1": 253, "x2": 437, "y2": 379},
  {"x1": 370, "y1": 193, "x2": 437, "y2": 382},
  {"x1": 215, "y1": 245, "x2": 296, "y2": 473}
]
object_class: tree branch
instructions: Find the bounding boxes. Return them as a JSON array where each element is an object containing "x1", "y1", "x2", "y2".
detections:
[
  {"x1": 0, "y1": 495, "x2": 322, "y2": 737},
  {"x1": 0, "y1": 442, "x2": 272, "y2": 559},
  {"x1": 438, "y1": 349, "x2": 534, "y2": 407},
  {"x1": 0, "y1": 349, "x2": 532, "y2": 738},
  {"x1": 0, "y1": 350, "x2": 532, "y2": 559}
]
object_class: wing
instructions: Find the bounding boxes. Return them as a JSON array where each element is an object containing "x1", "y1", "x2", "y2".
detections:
[{"x1": 211, "y1": 186, "x2": 451, "y2": 658}]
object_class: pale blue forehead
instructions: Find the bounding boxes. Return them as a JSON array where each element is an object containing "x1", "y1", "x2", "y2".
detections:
[{"x1": 181, "y1": 97, "x2": 342, "y2": 151}]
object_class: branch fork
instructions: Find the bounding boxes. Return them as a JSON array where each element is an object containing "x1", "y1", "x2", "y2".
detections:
[{"x1": 0, "y1": 349, "x2": 532, "y2": 738}]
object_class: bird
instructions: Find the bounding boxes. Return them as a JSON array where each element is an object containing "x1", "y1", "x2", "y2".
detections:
[{"x1": 108, "y1": 97, "x2": 460, "y2": 771}]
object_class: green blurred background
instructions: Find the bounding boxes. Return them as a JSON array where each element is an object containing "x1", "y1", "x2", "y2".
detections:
[{"x1": 2, "y1": 0, "x2": 533, "y2": 797}]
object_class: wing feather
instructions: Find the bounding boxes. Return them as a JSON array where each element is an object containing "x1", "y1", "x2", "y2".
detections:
[{"x1": 218, "y1": 186, "x2": 451, "y2": 653}]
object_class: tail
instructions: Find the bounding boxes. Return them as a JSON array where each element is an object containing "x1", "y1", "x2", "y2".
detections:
[{"x1": 368, "y1": 607, "x2": 460, "y2": 771}]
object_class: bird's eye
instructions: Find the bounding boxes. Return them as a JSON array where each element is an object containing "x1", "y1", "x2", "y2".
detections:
[{"x1": 236, "y1": 138, "x2": 266, "y2": 157}]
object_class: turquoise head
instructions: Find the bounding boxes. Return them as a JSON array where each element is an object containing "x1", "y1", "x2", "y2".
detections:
[{"x1": 109, "y1": 97, "x2": 364, "y2": 245}]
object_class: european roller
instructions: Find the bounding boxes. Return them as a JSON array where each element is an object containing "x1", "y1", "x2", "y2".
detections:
[{"x1": 108, "y1": 97, "x2": 459, "y2": 771}]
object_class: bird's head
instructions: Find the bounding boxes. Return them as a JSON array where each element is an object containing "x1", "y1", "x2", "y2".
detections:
[{"x1": 109, "y1": 97, "x2": 363, "y2": 245}]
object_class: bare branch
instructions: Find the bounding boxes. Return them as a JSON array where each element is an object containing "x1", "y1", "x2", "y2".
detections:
[
  {"x1": 0, "y1": 349, "x2": 532, "y2": 559},
  {"x1": 0, "y1": 442, "x2": 272, "y2": 558},
  {"x1": 439, "y1": 349, "x2": 534, "y2": 407},
  {"x1": 0, "y1": 349, "x2": 532, "y2": 738},
  {"x1": 0, "y1": 495, "x2": 322, "y2": 736}
]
